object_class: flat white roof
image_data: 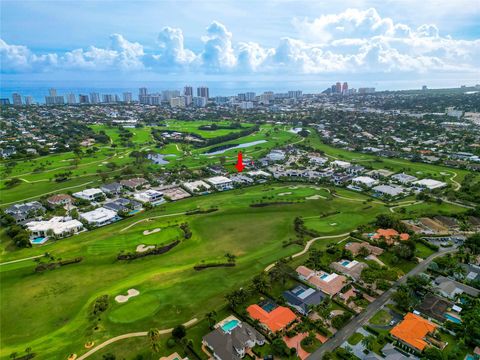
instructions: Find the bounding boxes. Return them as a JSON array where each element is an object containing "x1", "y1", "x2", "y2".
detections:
[
  {"x1": 352, "y1": 176, "x2": 377, "y2": 186},
  {"x1": 206, "y1": 176, "x2": 232, "y2": 185},
  {"x1": 26, "y1": 217, "x2": 83, "y2": 235},
  {"x1": 73, "y1": 188, "x2": 103, "y2": 196},
  {"x1": 183, "y1": 180, "x2": 211, "y2": 191},
  {"x1": 80, "y1": 207, "x2": 117, "y2": 222},
  {"x1": 247, "y1": 170, "x2": 271, "y2": 177},
  {"x1": 413, "y1": 179, "x2": 447, "y2": 189}
]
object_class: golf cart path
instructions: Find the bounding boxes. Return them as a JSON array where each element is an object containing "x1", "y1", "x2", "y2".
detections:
[
  {"x1": 0, "y1": 254, "x2": 44, "y2": 266},
  {"x1": 264, "y1": 232, "x2": 351, "y2": 272},
  {"x1": 76, "y1": 318, "x2": 198, "y2": 360}
]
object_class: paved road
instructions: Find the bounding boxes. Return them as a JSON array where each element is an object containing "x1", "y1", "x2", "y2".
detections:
[{"x1": 307, "y1": 247, "x2": 457, "y2": 359}]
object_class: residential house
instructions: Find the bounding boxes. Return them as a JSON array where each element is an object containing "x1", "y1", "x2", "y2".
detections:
[
  {"x1": 46, "y1": 194, "x2": 74, "y2": 207},
  {"x1": 182, "y1": 180, "x2": 212, "y2": 194},
  {"x1": 160, "y1": 353, "x2": 188, "y2": 360},
  {"x1": 283, "y1": 285, "x2": 326, "y2": 315},
  {"x1": 72, "y1": 188, "x2": 105, "y2": 201},
  {"x1": 202, "y1": 317, "x2": 265, "y2": 360},
  {"x1": 413, "y1": 179, "x2": 447, "y2": 190},
  {"x1": 6, "y1": 201, "x2": 46, "y2": 223},
  {"x1": 100, "y1": 182, "x2": 123, "y2": 195},
  {"x1": 79, "y1": 207, "x2": 119, "y2": 227},
  {"x1": 330, "y1": 259, "x2": 368, "y2": 281},
  {"x1": 246, "y1": 304, "x2": 296, "y2": 333},
  {"x1": 416, "y1": 293, "x2": 454, "y2": 323},
  {"x1": 351, "y1": 176, "x2": 378, "y2": 188},
  {"x1": 103, "y1": 198, "x2": 142, "y2": 213},
  {"x1": 296, "y1": 265, "x2": 347, "y2": 296},
  {"x1": 345, "y1": 241, "x2": 384, "y2": 256},
  {"x1": 133, "y1": 190, "x2": 165, "y2": 205},
  {"x1": 371, "y1": 229, "x2": 410, "y2": 245},
  {"x1": 372, "y1": 184, "x2": 405, "y2": 198},
  {"x1": 26, "y1": 217, "x2": 83, "y2": 240},
  {"x1": 390, "y1": 313, "x2": 437, "y2": 353},
  {"x1": 206, "y1": 176, "x2": 234, "y2": 191},
  {"x1": 391, "y1": 173, "x2": 418, "y2": 184},
  {"x1": 120, "y1": 177, "x2": 148, "y2": 191},
  {"x1": 434, "y1": 276, "x2": 480, "y2": 299}
]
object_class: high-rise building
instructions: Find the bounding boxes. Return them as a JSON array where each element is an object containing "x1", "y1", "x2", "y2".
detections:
[
  {"x1": 0, "y1": 99, "x2": 10, "y2": 105},
  {"x1": 45, "y1": 90, "x2": 64, "y2": 105},
  {"x1": 162, "y1": 90, "x2": 180, "y2": 102},
  {"x1": 193, "y1": 96, "x2": 207, "y2": 107},
  {"x1": 66, "y1": 93, "x2": 76, "y2": 104},
  {"x1": 197, "y1": 86, "x2": 209, "y2": 99},
  {"x1": 115, "y1": 94, "x2": 120, "y2": 103},
  {"x1": 12, "y1": 93, "x2": 22, "y2": 106},
  {"x1": 335, "y1": 82, "x2": 342, "y2": 94},
  {"x1": 123, "y1": 92, "x2": 132, "y2": 103},
  {"x1": 331, "y1": 85, "x2": 337, "y2": 94},
  {"x1": 288, "y1": 90, "x2": 302, "y2": 99},
  {"x1": 102, "y1": 94, "x2": 115, "y2": 103},
  {"x1": 184, "y1": 95, "x2": 192, "y2": 106},
  {"x1": 170, "y1": 96, "x2": 186, "y2": 108},
  {"x1": 342, "y1": 82, "x2": 348, "y2": 95},
  {"x1": 238, "y1": 93, "x2": 246, "y2": 101},
  {"x1": 239, "y1": 101, "x2": 254, "y2": 110},
  {"x1": 358, "y1": 87, "x2": 375, "y2": 94},
  {"x1": 246, "y1": 92, "x2": 256, "y2": 101},
  {"x1": 183, "y1": 86, "x2": 193, "y2": 97},
  {"x1": 79, "y1": 94, "x2": 89, "y2": 104},
  {"x1": 263, "y1": 91, "x2": 274, "y2": 101},
  {"x1": 90, "y1": 92, "x2": 100, "y2": 104},
  {"x1": 138, "y1": 87, "x2": 148, "y2": 103},
  {"x1": 25, "y1": 96, "x2": 34, "y2": 105}
]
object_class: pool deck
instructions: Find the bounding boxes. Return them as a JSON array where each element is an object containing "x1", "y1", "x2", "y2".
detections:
[{"x1": 214, "y1": 315, "x2": 240, "y2": 330}]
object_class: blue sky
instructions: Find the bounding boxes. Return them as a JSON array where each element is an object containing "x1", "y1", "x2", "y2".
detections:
[{"x1": 1, "y1": 0, "x2": 479, "y2": 86}]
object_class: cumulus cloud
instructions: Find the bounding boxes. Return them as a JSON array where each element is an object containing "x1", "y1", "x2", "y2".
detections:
[
  {"x1": 201, "y1": 21, "x2": 237, "y2": 71},
  {"x1": 1, "y1": 8, "x2": 479, "y2": 76},
  {"x1": 150, "y1": 26, "x2": 196, "y2": 67}
]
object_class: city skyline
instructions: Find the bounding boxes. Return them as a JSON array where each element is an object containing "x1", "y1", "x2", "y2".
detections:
[{"x1": 1, "y1": 0, "x2": 479, "y2": 85}]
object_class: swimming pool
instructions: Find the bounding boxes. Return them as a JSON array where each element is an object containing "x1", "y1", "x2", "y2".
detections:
[
  {"x1": 341, "y1": 260, "x2": 350, "y2": 266},
  {"x1": 260, "y1": 300, "x2": 277, "y2": 313},
  {"x1": 31, "y1": 237, "x2": 47, "y2": 245},
  {"x1": 320, "y1": 274, "x2": 329, "y2": 280},
  {"x1": 221, "y1": 319, "x2": 240, "y2": 332},
  {"x1": 444, "y1": 313, "x2": 462, "y2": 324},
  {"x1": 128, "y1": 209, "x2": 140, "y2": 215}
]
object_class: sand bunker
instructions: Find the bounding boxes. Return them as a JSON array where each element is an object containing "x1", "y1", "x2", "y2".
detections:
[
  {"x1": 278, "y1": 192, "x2": 292, "y2": 196},
  {"x1": 289, "y1": 186, "x2": 299, "y2": 189},
  {"x1": 330, "y1": 223, "x2": 337, "y2": 226},
  {"x1": 143, "y1": 228, "x2": 161, "y2": 235},
  {"x1": 115, "y1": 289, "x2": 140, "y2": 303},
  {"x1": 136, "y1": 244, "x2": 155, "y2": 253},
  {"x1": 306, "y1": 194, "x2": 325, "y2": 200}
]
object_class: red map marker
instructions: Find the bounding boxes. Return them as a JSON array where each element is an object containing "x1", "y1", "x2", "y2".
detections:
[{"x1": 235, "y1": 151, "x2": 245, "y2": 172}]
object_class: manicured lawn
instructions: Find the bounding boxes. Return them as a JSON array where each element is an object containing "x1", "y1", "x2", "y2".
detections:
[
  {"x1": 348, "y1": 332, "x2": 364, "y2": 345},
  {"x1": 415, "y1": 242, "x2": 436, "y2": 259},
  {"x1": 369, "y1": 310, "x2": 392, "y2": 326}
]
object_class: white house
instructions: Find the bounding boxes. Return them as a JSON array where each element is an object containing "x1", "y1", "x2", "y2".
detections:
[
  {"x1": 351, "y1": 176, "x2": 378, "y2": 187},
  {"x1": 79, "y1": 207, "x2": 118, "y2": 227},
  {"x1": 26, "y1": 217, "x2": 84, "y2": 239},
  {"x1": 206, "y1": 176, "x2": 234, "y2": 191},
  {"x1": 73, "y1": 188, "x2": 105, "y2": 201},
  {"x1": 413, "y1": 179, "x2": 447, "y2": 190},
  {"x1": 133, "y1": 190, "x2": 165, "y2": 205},
  {"x1": 182, "y1": 180, "x2": 212, "y2": 193},
  {"x1": 331, "y1": 160, "x2": 351, "y2": 169},
  {"x1": 372, "y1": 184, "x2": 405, "y2": 197},
  {"x1": 391, "y1": 173, "x2": 418, "y2": 184}
]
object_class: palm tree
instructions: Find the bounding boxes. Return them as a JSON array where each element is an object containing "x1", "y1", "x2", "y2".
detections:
[
  {"x1": 205, "y1": 310, "x2": 217, "y2": 329},
  {"x1": 361, "y1": 335, "x2": 375, "y2": 351},
  {"x1": 25, "y1": 347, "x2": 32, "y2": 355},
  {"x1": 148, "y1": 328, "x2": 161, "y2": 342}
]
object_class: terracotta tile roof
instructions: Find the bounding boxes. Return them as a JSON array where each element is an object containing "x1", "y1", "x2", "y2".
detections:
[
  {"x1": 390, "y1": 313, "x2": 437, "y2": 351},
  {"x1": 372, "y1": 228, "x2": 409, "y2": 244},
  {"x1": 296, "y1": 266, "x2": 347, "y2": 296},
  {"x1": 246, "y1": 305, "x2": 296, "y2": 332}
]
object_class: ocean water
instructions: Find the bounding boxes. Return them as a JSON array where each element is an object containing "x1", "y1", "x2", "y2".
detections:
[
  {"x1": 0, "y1": 77, "x2": 474, "y2": 103},
  {"x1": 0, "y1": 79, "x2": 332, "y2": 103}
]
